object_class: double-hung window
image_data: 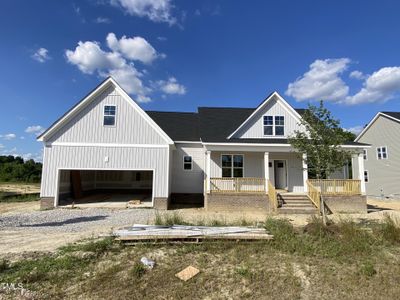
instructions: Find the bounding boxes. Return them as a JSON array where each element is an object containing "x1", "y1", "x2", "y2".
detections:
[
  {"x1": 364, "y1": 170, "x2": 369, "y2": 183},
  {"x1": 221, "y1": 154, "x2": 243, "y2": 178},
  {"x1": 263, "y1": 115, "x2": 284, "y2": 136},
  {"x1": 377, "y1": 146, "x2": 388, "y2": 159},
  {"x1": 263, "y1": 116, "x2": 273, "y2": 135},
  {"x1": 103, "y1": 105, "x2": 116, "y2": 126},
  {"x1": 183, "y1": 156, "x2": 193, "y2": 170},
  {"x1": 363, "y1": 149, "x2": 368, "y2": 160}
]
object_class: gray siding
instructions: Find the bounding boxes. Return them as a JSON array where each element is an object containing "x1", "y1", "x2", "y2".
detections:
[
  {"x1": 171, "y1": 144, "x2": 205, "y2": 193},
  {"x1": 358, "y1": 115, "x2": 400, "y2": 197},
  {"x1": 40, "y1": 145, "x2": 169, "y2": 199},
  {"x1": 47, "y1": 86, "x2": 166, "y2": 145},
  {"x1": 233, "y1": 96, "x2": 305, "y2": 139}
]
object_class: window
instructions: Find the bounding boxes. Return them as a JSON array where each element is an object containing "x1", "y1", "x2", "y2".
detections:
[
  {"x1": 275, "y1": 116, "x2": 285, "y2": 136},
  {"x1": 183, "y1": 156, "x2": 192, "y2": 170},
  {"x1": 263, "y1": 115, "x2": 284, "y2": 136},
  {"x1": 221, "y1": 154, "x2": 243, "y2": 178},
  {"x1": 377, "y1": 146, "x2": 388, "y2": 160},
  {"x1": 363, "y1": 149, "x2": 368, "y2": 160},
  {"x1": 263, "y1": 116, "x2": 273, "y2": 135},
  {"x1": 103, "y1": 105, "x2": 116, "y2": 126},
  {"x1": 364, "y1": 170, "x2": 369, "y2": 183}
]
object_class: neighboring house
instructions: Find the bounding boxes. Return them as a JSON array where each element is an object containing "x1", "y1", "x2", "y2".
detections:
[
  {"x1": 38, "y1": 77, "x2": 368, "y2": 212},
  {"x1": 354, "y1": 112, "x2": 400, "y2": 199}
]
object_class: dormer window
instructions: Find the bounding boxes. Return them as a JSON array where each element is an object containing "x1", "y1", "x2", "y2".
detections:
[
  {"x1": 263, "y1": 115, "x2": 284, "y2": 136},
  {"x1": 104, "y1": 105, "x2": 116, "y2": 126}
]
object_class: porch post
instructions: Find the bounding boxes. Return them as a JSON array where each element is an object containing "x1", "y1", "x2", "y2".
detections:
[
  {"x1": 358, "y1": 152, "x2": 366, "y2": 194},
  {"x1": 302, "y1": 153, "x2": 308, "y2": 192},
  {"x1": 206, "y1": 150, "x2": 211, "y2": 193},
  {"x1": 264, "y1": 152, "x2": 269, "y2": 192}
]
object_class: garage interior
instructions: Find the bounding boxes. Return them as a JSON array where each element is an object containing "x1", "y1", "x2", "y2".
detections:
[{"x1": 58, "y1": 170, "x2": 153, "y2": 208}]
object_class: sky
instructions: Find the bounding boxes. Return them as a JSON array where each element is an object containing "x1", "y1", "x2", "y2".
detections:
[{"x1": 1, "y1": 0, "x2": 400, "y2": 161}]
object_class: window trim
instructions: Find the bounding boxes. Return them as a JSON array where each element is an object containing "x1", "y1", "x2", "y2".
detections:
[
  {"x1": 103, "y1": 104, "x2": 117, "y2": 127},
  {"x1": 183, "y1": 155, "x2": 193, "y2": 171},
  {"x1": 364, "y1": 170, "x2": 369, "y2": 183},
  {"x1": 263, "y1": 115, "x2": 285, "y2": 137},
  {"x1": 221, "y1": 154, "x2": 244, "y2": 178},
  {"x1": 376, "y1": 146, "x2": 388, "y2": 160},
  {"x1": 363, "y1": 149, "x2": 368, "y2": 160}
]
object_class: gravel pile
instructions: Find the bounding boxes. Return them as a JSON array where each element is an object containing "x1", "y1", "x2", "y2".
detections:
[{"x1": 0, "y1": 208, "x2": 155, "y2": 233}]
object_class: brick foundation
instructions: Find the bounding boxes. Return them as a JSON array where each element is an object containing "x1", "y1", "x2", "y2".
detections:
[
  {"x1": 323, "y1": 195, "x2": 367, "y2": 214},
  {"x1": 40, "y1": 197, "x2": 55, "y2": 210},
  {"x1": 205, "y1": 193, "x2": 269, "y2": 212},
  {"x1": 154, "y1": 197, "x2": 170, "y2": 210}
]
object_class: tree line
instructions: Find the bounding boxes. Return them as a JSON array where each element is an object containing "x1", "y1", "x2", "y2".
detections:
[{"x1": 0, "y1": 155, "x2": 42, "y2": 182}]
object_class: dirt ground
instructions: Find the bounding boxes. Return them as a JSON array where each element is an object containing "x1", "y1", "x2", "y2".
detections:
[
  {"x1": 0, "y1": 182, "x2": 40, "y2": 194},
  {"x1": 1, "y1": 198, "x2": 400, "y2": 260}
]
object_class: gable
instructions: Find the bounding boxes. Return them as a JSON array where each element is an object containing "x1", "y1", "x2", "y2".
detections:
[
  {"x1": 40, "y1": 78, "x2": 173, "y2": 145},
  {"x1": 356, "y1": 114, "x2": 400, "y2": 146},
  {"x1": 230, "y1": 93, "x2": 305, "y2": 139}
]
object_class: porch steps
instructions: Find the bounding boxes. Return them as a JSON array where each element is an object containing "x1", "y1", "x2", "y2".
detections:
[{"x1": 277, "y1": 193, "x2": 318, "y2": 215}]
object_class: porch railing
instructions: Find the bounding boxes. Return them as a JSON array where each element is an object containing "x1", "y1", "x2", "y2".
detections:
[
  {"x1": 306, "y1": 180, "x2": 321, "y2": 211},
  {"x1": 210, "y1": 177, "x2": 266, "y2": 194},
  {"x1": 308, "y1": 179, "x2": 361, "y2": 195},
  {"x1": 268, "y1": 180, "x2": 278, "y2": 211}
]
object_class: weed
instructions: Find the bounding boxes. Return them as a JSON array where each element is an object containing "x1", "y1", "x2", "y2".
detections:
[
  {"x1": 0, "y1": 259, "x2": 9, "y2": 272},
  {"x1": 0, "y1": 192, "x2": 39, "y2": 203},
  {"x1": 131, "y1": 262, "x2": 146, "y2": 279},
  {"x1": 235, "y1": 265, "x2": 252, "y2": 278},
  {"x1": 59, "y1": 237, "x2": 116, "y2": 256},
  {"x1": 374, "y1": 214, "x2": 400, "y2": 244},
  {"x1": 153, "y1": 211, "x2": 185, "y2": 226},
  {"x1": 359, "y1": 261, "x2": 377, "y2": 277}
]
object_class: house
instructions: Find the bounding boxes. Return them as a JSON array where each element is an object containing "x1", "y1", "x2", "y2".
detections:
[
  {"x1": 354, "y1": 111, "x2": 400, "y2": 199},
  {"x1": 38, "y1": 77, "x2": 368, "y2": 213}
]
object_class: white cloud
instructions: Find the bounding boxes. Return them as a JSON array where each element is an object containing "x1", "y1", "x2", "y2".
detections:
[
  {"x1": 66, "y1": 34, "x2": 156, "y2": 102},
  {"x1": 286, "y1": 58, "x2": 351, "y2": 102},
  {"x1": 0, "y1": 144, "x2": 4, "y2": 149},
  {"x1": 349, "y1": 70, "x2": 366, "y2": 80},
  {"x1": 157, "y1": 77, "x2": 186, "y2": 95},
  {"x1": 157, "y1": 36, "x2": 167, "y2": 41},
  {"x1": 346, "y1": 67, "x2": 400, "y2": 105},
  {"x1": 25, "y1": 125, "x2": 45, "y2": 136},
  {"x1": 346, "y1": 125, "x2": 364, "y2": 135},
  {"x1": 0, "y1": 133, "x2": 16, "y2": 140},
  {"x1": 106, "y1": 33, "x2": 159, "y2": 64},
  {"x1": 110, "y1": 0, "x2": 176, "y2": 25},
  {"x1": 31, "y1": 48, "x2": 50, "y2": 63},
  {"x1": 95, "y1": 17, "x2": 111, "y2": 23}
]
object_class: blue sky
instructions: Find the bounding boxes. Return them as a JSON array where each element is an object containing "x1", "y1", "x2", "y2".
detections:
[{"x1": 1, "y1": 0, "x2": 400, "y2": 161}]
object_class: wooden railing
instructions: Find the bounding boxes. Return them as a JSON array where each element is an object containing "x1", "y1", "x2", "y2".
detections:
[
  {"x1": 268, "y1": 180, "x2": 278, "y2": 211},
  {"x1": 210, "y1": 177, "x2": 266, "y2": 194},
  {"x1": 307, "y1": 180, "x2": 321, "y2": 212},
  {"x1": 308, "y1": 179, "x2": 361, "y2": 195}
]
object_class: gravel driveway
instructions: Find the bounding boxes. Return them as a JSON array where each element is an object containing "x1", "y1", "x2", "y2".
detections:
[
  {"x1": 0, "y1": 208, "x2": 156, "y2": 233},
  {"x1": 0, "y1": 208, "x2": 156, "y2": 256}
]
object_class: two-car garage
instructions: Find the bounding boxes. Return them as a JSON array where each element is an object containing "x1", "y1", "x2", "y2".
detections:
[{"x1": 57, "y1": 169, "x2": 154, "y2": 207}]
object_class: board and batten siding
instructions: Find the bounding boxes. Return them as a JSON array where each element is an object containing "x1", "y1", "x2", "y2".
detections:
[
  {"x1": 210, "y1": 151, "x2": 305, "y2": 192},
  {"x1": 171, "y1": 144, "x2": 205, "y2": 193},
  {"x1": 357, "y1": 115, "x2": 400, "y2": 197},
  {"x1": 40, "y1": 145, "x2": 170, "y2": 199},
  {"x1": 233, "y1": 96, "x2": 305, "y2": 139},
  {"x1": 47, "y1": 86, "x2": 166, "y2": 145}
]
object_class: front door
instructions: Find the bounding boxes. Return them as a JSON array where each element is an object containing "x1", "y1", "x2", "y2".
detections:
[{"x1": 274, "y1": 160, "x2": 287, "y2": 189}]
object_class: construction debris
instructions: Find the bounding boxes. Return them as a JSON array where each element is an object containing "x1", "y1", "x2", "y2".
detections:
[
  {"x1": 140, "y1": 257, "x2": 155, "y2": 269},
  {"x1": 114, "y1": 224, "x2": 273, "y2": 242},
  {"x1": 175, "y1": 266, "x2": 200, "y2": 281}
]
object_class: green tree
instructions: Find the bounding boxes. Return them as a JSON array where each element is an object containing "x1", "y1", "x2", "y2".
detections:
[{"x1": 288, "y1": 101, "x2": 354, "y2": 179}]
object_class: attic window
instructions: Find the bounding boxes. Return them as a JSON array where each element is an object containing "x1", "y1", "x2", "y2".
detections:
[
  {"x1": 263, "y1": 115, "x2": 284, "y2": 136},
  {"x1": 104, "y1": 105, "x2": 116, "y2": 126},
  {"x1": 263, "y1": 116, "x2": 273, "y2": 135}
]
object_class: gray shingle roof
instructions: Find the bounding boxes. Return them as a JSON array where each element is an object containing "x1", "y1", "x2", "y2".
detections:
[
  {"x1": 147, "y1": 107, "x2": 368, "y2": 146},
  {"x1": 382, "y1": 111, "x2": 400, "y2": 121}
]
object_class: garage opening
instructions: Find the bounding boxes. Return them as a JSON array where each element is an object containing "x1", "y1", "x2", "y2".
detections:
[{"x1": 57, "y1": 169, "x2": 153, "y2": 208}]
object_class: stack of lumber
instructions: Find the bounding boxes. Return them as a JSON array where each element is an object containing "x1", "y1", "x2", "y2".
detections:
[{"x1": 114, "y1": 224, "x2": 273, "y2": 242}]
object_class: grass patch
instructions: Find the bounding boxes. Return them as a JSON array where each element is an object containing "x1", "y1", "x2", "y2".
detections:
[
  {"x1": 154, "y1": 211, "x2": 186, "y2": 226},
  {"x1": 130, "y1": 262, "x2": 146, "y2": 279},
  {"x1": 374, "y1": 214, "x2": 400, "y2": 245},
  {"x1": 0, "y1": 191, "x2": 39, "y2": 202},
  {"x1": 59, "y1": 237, "x2": 117, "y2": 256},
  {"x1": 359, "y1": 261, "x2": 377, "y2": 277}
]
